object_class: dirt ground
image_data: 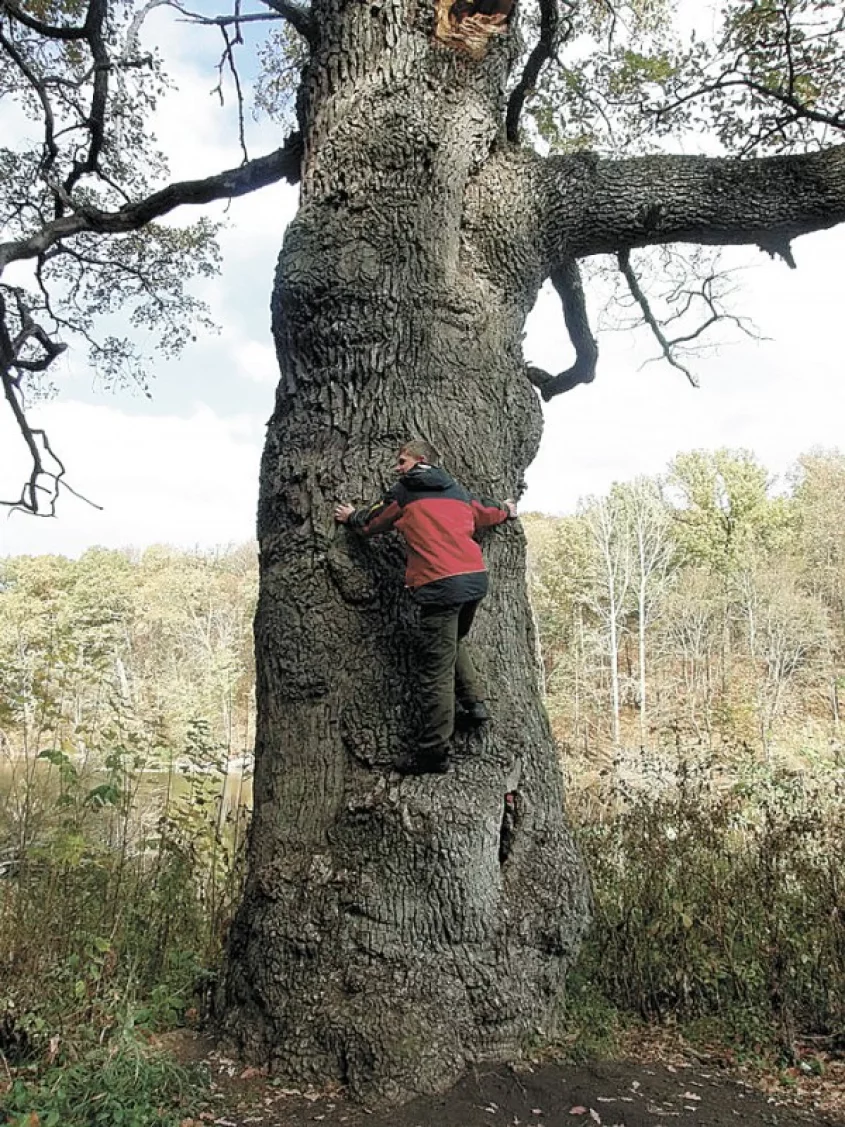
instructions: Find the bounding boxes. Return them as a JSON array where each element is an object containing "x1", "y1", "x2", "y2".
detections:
[{"x1": 175, "y1": 1033, "x2": 845, "y2": 1127}]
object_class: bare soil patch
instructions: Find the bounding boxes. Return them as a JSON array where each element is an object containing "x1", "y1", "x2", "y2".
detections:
[{"x1": 169, "y1": 1032, "x2": 845, "y2": 1127}]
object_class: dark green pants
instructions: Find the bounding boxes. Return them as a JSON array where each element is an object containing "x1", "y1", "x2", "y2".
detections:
[{"x1": 417, "y1": 600, "x2": 484, "y2": 752}]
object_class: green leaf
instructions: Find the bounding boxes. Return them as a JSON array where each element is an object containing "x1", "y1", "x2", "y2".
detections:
[
  {"x1": 84, "y1": 784, "x2": 123, "y2": 809},
  {"x1": 38, "y1": 748, "x2": 70, "y2": 766}
]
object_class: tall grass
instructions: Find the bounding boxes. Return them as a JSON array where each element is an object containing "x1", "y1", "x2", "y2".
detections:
[
  {"x1": 0, "y1": 717, "x2": 249, "y2": 1062},
  {"x1": 570, "y1": 748, "x2": 845, "y2": 1054}
]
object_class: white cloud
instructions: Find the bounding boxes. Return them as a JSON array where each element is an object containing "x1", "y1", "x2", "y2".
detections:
[
  {"x1": 231, "y1": 338, "x2": 280, "y2": 385},
  {"x1": 0, "y1": 401, "x2": 263, "y2": 558}
]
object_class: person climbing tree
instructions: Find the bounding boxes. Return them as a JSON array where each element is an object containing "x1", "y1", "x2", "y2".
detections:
[{"x1": 334, "y1": 438, "x2": 517, "y2": 774}]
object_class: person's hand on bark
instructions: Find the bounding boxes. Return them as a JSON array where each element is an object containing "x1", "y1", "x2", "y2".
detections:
[
  {"x1": 504, "y1": 499, "x2": 517, "y2": 518},
  {"x1": 335, "y1": 502, "x2": 355, "y2": 523}
]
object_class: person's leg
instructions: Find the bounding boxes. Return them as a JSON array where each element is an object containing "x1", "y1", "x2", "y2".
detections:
[
  {"x1": 454, "y1": 599, "x2": 485, "y2": 706},
  {"x1": 453, "y1": 599, "x2": 490, "y2": 728},
  {"x1": 416, "y1": 603, "x2": 459, "y2": 754}
]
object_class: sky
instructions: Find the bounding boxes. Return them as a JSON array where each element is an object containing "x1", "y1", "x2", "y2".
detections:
[{"x1": 1, "y1": 5, "x2": 843, "y2": 558}]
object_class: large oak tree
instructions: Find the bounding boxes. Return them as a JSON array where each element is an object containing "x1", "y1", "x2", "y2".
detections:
[{"x1": 2, "y1": 0, "x2": 845, "y2": 1104}]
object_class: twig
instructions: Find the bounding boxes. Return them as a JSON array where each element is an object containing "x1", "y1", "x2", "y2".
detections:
[{"x1": 618, "y1": 249, "x2": 699, "y2": 387}]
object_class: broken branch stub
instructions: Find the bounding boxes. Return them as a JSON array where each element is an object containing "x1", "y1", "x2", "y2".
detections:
[{"x1": 434, "y1": 0, "x2": 514, "y2": 58}]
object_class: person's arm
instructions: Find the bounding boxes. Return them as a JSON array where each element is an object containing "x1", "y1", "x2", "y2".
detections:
[
  {"x1": 470, "y1": 494, "x2": 517, "y2": 529},
  {"x1": 334, "y1": 486, "x2": 403, "y2": 536}
]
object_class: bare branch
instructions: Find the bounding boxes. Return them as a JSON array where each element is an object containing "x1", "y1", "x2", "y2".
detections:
[
  {"x1": 175, "y1": 7, "x2": 296, "y2": 30},
  {"x1": 176, "y1": 0, "x2": 317, "y2": 46},
  {"x1": 126, "y1": 0, "x2": 173, "y2": 55},
  {"x1": 0, "y1": 288, "x2": 102, "y2": 516},
  {"x1": 1, "y1": 363, "x2": 52, "y2": 513},
  {"x1": 506, "y1": 0, "x2": 563, "y2": 143},
  {"x1": 617, "y1": 249, "x2": 698, "y2": 388},
  {"x1": 211, "y1": 20, "x2": 250, "y2": 163}
]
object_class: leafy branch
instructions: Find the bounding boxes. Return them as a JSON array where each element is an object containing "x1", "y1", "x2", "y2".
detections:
[{"x1": 0, "y1": 0, "x2": 304, "y2": 515}]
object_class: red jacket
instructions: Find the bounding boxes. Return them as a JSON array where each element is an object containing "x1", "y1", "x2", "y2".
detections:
[{"x1": 349, "y1": 464, "x2": 511, "y2": 604}]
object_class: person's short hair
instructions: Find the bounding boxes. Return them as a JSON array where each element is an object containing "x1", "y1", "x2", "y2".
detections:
[{"x1": 399, "y1": 438, "x2": 439, "y2": 464}]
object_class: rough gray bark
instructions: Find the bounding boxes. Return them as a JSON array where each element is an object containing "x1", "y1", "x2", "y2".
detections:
[{"x1": 216, "y1": 0, "x2": 845, "y2": 1105}]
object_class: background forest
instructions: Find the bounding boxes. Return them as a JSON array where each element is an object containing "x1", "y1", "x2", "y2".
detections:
[{"x1": 1, "y1": 447, "x2": 844, "y2": 1119}]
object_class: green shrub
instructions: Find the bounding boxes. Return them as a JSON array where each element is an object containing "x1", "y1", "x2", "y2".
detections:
[
  {"x1": 571, "y1": 752, "x2": 845, "y2": 1053},
  {"x1": 0, "y1": 720, "x2": 248, "y2": 1064},
  {"x1": 0, "y1": 1040, "x2": 206, "y2": 1127}
]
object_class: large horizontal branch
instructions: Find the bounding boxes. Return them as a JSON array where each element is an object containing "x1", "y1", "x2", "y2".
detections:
[
  {"x1": 0, "y1": 133, "x2": 302, "y2": 271},
  {"x1": 465, "y1": 142, "x2": 845, "y2": 396},
  {"x1": 531, "y1": 143, "x2": 845, "y2": 266}
]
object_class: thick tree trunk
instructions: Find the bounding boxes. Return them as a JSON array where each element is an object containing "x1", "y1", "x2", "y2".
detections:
[{"x1": 218, "y1": 0, "x2": 589, "y2": 1104}]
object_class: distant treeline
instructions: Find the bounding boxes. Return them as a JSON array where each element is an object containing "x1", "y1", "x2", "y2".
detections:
[
  {"x1": 0, "y1": 541, "x2": 257, "y2": 778},
  {"x1": 526, "y1": 447, "x2": 845, "y2": 767}
]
